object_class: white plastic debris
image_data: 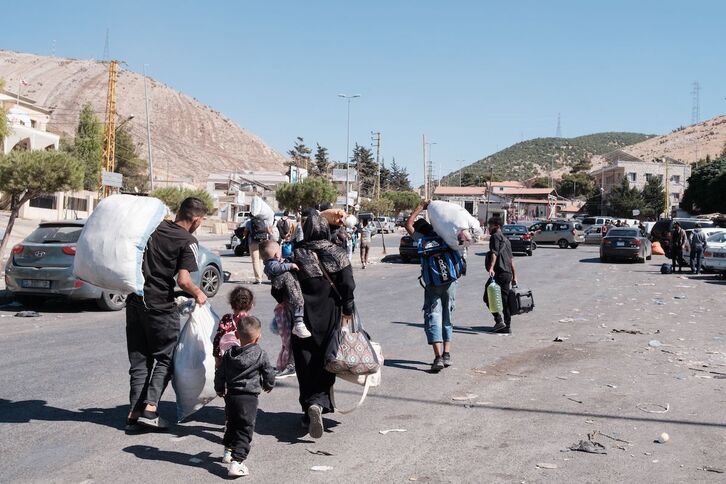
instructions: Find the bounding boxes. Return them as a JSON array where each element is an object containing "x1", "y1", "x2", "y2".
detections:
[
  {"x1": 311, "y1": 466, "x2": 334, "y2": 472},
  {"x1": 379, "y1": 428, "x2": 407, "y2": 435},
  {"x1": 657, "y1": 432, "x2": 670, "y2": 443},
  {"x1": 648, "y1": 340, "x2": 662, "y2": 348}
]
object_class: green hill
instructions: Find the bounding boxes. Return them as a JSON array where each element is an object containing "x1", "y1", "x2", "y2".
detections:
[{"x1": 443, "y1": 132, "x2": 654, "y2": 184}]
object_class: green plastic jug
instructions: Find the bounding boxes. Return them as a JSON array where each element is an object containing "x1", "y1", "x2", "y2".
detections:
[{"x1": 487, "y1": 278, "x2": 504, "y2": 314}]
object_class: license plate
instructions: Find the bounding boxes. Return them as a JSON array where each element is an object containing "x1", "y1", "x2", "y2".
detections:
[
  {"x1": 616, "y1": 241, "x2": 625, "y2": 247},
  {"x1": 509, "y1": 236, "x2": 520, "y2": 240},
  {"x1": 21, "y1": 280, "x2": 51, "y2": 289}
]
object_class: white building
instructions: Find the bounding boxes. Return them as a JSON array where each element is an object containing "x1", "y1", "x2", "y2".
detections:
[
  {"x1": 207, "y1": 171, "x2": 285, "y2": 224},
  {"x1": 1, "y1": 90, "x2": 59, "y2": 154}
]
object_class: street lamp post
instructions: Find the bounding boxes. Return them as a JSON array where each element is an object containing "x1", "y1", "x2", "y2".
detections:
[
  {"x1": 338, "y1": 94, "x2": 361, "y2": 210},
  {"x1": 425, "y1": 141, "x2": 437, "y2": 199}
]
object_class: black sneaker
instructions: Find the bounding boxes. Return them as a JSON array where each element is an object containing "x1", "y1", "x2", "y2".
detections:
[
  {"x1": 124, "y1": 418, "x2": 143, "y2": 433},
  {"x1": 431, "y1": 356, "x2": 445, "y2": 372},
  {"x1": 276, "y1": 364, "x2": 296, "y2": 379},
  {"x1": 137, "y1": 410, "x2": 169, "y2": 430},
  {"x1": 492, "y1": 322, "x2": 510, "y2": 334},
  {"x1": 442, "y1": 352, "x2": 452, "y2": 367}
]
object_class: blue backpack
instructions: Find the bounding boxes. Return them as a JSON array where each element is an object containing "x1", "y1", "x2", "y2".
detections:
[{"x1": 417, "y1": 236, "x2": 466, "y2": 287}]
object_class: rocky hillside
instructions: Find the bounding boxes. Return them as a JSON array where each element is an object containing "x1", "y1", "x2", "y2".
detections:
[
  {"x1": 444, "y1": 132, "x2": 652, "y2": 183},
  {"x1": 0, "y1": 50, "x2": 287, "y2": 184},
  {"x1": 591, "y1": 115, "x2": 726, "y2": 169}
]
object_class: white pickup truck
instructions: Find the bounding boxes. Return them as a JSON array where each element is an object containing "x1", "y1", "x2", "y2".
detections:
[{"x1": 374, "y1": 216, "x2": 396, "y2": 234}]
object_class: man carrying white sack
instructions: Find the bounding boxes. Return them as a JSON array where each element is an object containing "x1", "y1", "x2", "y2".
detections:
[{"x1": 126, "y1": 197, "x2": 208, "y2": 431}]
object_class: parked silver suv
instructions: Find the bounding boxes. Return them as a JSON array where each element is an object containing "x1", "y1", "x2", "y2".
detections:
[{"x1": 528, "y1": 220, "x2": 585, "y2": 248}]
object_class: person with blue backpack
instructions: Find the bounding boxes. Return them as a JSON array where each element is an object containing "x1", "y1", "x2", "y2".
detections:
[{"x1": 406, "y1": 201, "x2": 466, "y2": 373}]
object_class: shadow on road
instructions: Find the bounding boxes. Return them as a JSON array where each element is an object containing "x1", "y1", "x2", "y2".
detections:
[
  {"x1": 123, "y1": 446, "x2": 226, "y2": 477},
  {"x1": 384, "y1": 359, "x2": 430, "y2": 373},
  {"x1": 391, "y1": 321, "x2": 499, "y2": 336},
  {"x1": 579, "y1": 257, "x2": 602, "y2": 264},
  {"x1": 255, "y1": 409, "x2": 338, "y2": 444}
]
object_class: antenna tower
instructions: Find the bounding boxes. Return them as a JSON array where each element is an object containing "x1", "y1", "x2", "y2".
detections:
[
  {"x1": 555, "y1": 113, "x2": 562, "y2": 138},
  {"x1": 691, "y1": 81, "x2": 700, "y2": 125},
  {"x1": 103, "y1": 28, "x2": 110, "y2": 60}
]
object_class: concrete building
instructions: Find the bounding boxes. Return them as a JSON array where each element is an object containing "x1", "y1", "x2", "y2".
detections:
[
  {"x1": 206, "y1": 172, "x2": 284, "y2": 224},
  {"x1": 590, "y1": 150, "x2": 691, "y2": 213},
  {"x1": 433, "y1": 186, "x2": 487, "y2": 215},
  {"x1": 1, "y1": 90, "x2": 59, "y2": 154}
]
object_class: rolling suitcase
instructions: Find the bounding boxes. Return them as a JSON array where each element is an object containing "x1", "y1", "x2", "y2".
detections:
[{"x1": 509, "y1": 285, "x2": 534, "y2": 315}]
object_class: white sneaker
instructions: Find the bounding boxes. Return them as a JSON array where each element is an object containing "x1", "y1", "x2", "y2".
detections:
[
  {"x1": 222, "y1": 448, "x2": 232, "y2": 464},
  {"x1": 228, "y1": 460, "x2": 249, "y2": 477},
  {"x1": 292, "y1": 322, "x2": 312, "y2": 339}
]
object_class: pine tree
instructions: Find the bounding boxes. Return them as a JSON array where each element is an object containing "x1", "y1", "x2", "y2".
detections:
[
  {"x1": 352, "y1": 143, "x2": 377, "y2": 198},
  {"x1": 388, "y1": 158, "x2": 412, "y2": 191},
  {"x1": 115, "y1": 124, "x2": 149, "y2": 192},
  {"x1": 312, "y1": 143, "x2": 331, "y2": 177},
  {"x1": 641, "y1": 176, "x2": 665, "y2": 217},
  {"x1": 608, "y1": 177, "x2": 645, "y2": 217},
  {"x1": 73, "y1": 103, "x2": 103, "y2": 191},
  {"x1": 287, "y1": 137, "x2": 312, "y2": 170}
]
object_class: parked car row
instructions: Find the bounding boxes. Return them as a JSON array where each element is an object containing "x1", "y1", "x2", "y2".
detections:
[{"x1": 5, "y1": 220, "x2": 225, "y2": 311}]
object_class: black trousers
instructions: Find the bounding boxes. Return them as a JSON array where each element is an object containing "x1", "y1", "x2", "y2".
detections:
[
  {"x1": 672, "y1": 249, "x2": 685, "y2": 271},
  {"x1": 224, "y1": 393, "x2": 259, "y2": 461},
  {"x1": 493, "y1": 272, "x2": 513, "y2": 326},
  {"x1": 126, "y1": 297, "x2": 179, "y2": 412}
]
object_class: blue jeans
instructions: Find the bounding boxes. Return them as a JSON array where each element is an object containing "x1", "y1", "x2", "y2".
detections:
[
  {"x1": 422, "y1": 282, "x2": 456, "y2": 344},
  {"x1": 690, "y1": 246, "x2": 704, "y2": 274}
]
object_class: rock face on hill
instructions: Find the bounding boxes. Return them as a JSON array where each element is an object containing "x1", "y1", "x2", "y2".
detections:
[
  {"x1": 610, "y1": 115, "x2": 726, "y2": 166},
  {"x1": 0, "y1": 50, "x2": 287, "y2": 184}
]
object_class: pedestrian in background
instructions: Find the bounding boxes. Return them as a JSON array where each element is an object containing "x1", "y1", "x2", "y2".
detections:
[
  {"x1": 242, "y1": 215, "x2": 272, "y2": 284},
  {"x1": 359, "y1": 219, "x2": 373, "y2": 269},
  {"x1": 671, "y1": 222, "x2": 687, "y2": 273},
  {"x1": 487, "y1": 217, "x2": 517, "y2": 334},
  {"x1": 689, "y1": 223, "x2": 707, "y2": 274}
]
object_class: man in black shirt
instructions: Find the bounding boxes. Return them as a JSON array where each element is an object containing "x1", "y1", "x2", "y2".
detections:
[
  {"x1": 487, "y1": 217, "x2": 517, "y2": 334},
  {"x1": 127, "y1": 197, "x2": 208, "y2": 430}
]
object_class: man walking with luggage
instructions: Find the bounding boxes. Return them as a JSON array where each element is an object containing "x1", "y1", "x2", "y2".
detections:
[
  {"x1": 487, "y1": 217, "x2": 517, "y2": 334},
  {"x1": 126, "y1": 197, "x2": 208, "y2": 431}
]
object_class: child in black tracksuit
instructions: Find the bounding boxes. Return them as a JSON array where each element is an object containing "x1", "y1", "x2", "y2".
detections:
[{"x1": 215, "y1": 315, "x2": 275, "y2": 478}]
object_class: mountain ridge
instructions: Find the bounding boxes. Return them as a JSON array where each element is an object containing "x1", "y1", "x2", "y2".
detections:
[{"x1": 0, "y1": 50, "x2": 288, "y2": 184}]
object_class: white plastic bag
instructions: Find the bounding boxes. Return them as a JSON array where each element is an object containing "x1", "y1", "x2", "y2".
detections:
[
  {"x1": 427, "y1": 200, "x2": 483, "y2": 251},
  {"x1": 250, "y1": 196, "x2": 275, "y2": 225},
  {"x1": 74, "y1": 194, "x2": 168, "y2": 295},
  {"x1": 172, "y1": 303, "x2": 220, "y2": 422}
]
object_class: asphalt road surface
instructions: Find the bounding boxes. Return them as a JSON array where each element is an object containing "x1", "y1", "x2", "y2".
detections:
[{"x1": 1, "y1": 243, "x2": 725, "y2": 483}]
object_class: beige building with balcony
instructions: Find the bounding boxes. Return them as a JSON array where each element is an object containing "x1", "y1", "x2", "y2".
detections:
[
  {"x1": 1, "y1": 90, "x2": 60, "y2": 154},
  {"x1": 590, "y1": 150, "x2": 691, "y2": 211}
]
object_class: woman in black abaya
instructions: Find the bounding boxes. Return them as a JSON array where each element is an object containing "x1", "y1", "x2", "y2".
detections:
[{"x1": 290, "y1": 210, "x2": 355, "y2": 439}]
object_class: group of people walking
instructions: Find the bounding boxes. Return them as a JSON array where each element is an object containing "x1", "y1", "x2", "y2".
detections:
[
  {"x1": 122, "y1": 197, "x2": 517, "y2": 477},
  {"x1": 669, "y1": 221, "x2": 708, "y2": 274}
]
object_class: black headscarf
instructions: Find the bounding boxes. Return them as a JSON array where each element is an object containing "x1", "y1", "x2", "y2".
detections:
[{"x1": 294, "y1": 210, "x2": 351, "y2": 280}]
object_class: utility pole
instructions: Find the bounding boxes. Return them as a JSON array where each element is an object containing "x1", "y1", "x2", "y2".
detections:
[
  {"x1": 371, "y1": 131, "x2": 381, "y2": 198},
  {"x1": 100, "y1": 60, "x2": 118, "y2": 198},
  {"x1": 338, "y1": 94, "x2": 361, "y2": 210},
  {"x1": 484, "y1": 166, "x2": 493, "y2": 226},
  {"x1": 143, "y1": 64, "x2": 154, "y2": 191},
  {"x1": 422, "y1": 135, "x2": 428, "y2": 199}
]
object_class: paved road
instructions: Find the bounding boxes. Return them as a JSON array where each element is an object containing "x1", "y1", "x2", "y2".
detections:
[{"x1": 1, "y1": 243, "x2": 725, "y2": 483}]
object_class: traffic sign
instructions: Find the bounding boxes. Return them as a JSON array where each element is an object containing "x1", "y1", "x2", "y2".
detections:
[{"x1": 101, "y1": 170, "x2": 123, "y2": 188}]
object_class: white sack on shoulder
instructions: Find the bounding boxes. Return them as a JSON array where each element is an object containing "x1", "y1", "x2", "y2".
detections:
[
  {"x1": 427, "y1": 200, "x2": 482, "y2": 251},
  {"x1": 250, "y1": 196, "x2": 275, "y2": 225},
  {"x1": 73, "y1": 194, "x2": 168, "y2": 295},
  {"x1": 173, "y1": 303, "x2": 220, "y2": 422}
]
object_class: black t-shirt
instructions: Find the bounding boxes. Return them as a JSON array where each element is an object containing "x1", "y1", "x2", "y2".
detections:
[
  {"x1": 489, "y1": 230, "x2": 513, "y2": 275},
  {"x1": 141, "y1": 220, "x2": 199, "y2": 310}
]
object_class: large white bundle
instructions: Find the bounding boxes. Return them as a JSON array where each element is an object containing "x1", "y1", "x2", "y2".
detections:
[
  {"x1": 74, "y1": 194, "x2": 168, "y2": 295},
  {"x1": 173, "y1": 303, "x2": 220, "y2": 422},
  {"x1": 427, "y1": 200, "x2": 483, "y2": 251},
  {"x1": 250, "y1": 196, "x2": 275, "y2": 225}
]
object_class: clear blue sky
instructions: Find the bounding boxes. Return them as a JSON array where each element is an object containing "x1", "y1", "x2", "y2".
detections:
[{"x1": 2, "y1": 1, "x2": 725, "y2": 185}]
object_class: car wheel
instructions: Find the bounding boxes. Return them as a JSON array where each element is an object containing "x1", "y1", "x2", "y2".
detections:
[
  {"x1": 201, "y1": 265, "x2": 222, "y2": 298},
  {"x1": 569, "y1": 243, "x2": 579, "y2": 249},
  {"x1": 600, "y1": 255, "x2": 608, "y2": 263},
  {"x1": 526, "y1": 250, "x2": 533, "y2": 256},
  {"x1": 15, "y1": 294, "x2": 44, "y2": 308},
  {"x1": 400, "y1": 256, "x2": 410, "y2": 263},
  {"x1": 97, "y1": 292, "x2": 127, "y2": 311},
  {"x1": 234, "y1": 245, "x2": 246, "y2": 257},
  {"x1": 558, "y1": 239, "x2": 569, "y2": 249}
]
